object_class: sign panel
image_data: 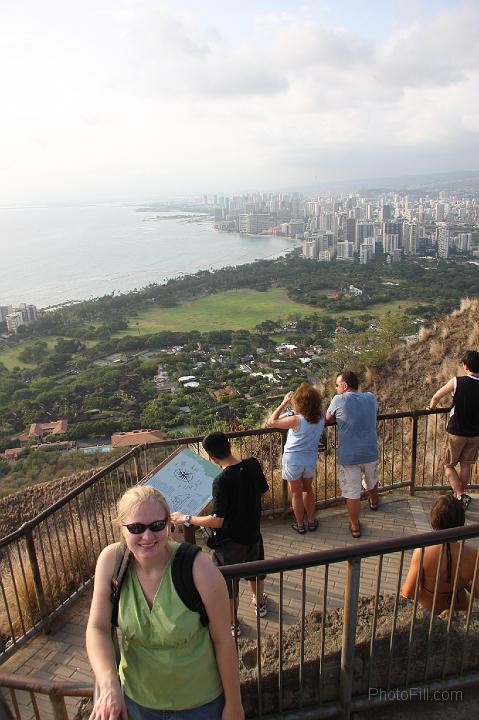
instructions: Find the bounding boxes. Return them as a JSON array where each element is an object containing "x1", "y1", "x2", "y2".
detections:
[{"x1": 143, "y1": 447, "x2": 217, "y2": 515}]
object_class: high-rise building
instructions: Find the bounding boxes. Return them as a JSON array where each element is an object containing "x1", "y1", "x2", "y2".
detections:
[
  {"x1": 239, "y1": 214, "x2": 274, "y2": 234},
  {"x1": 403, "y1": 223, "x2": 420, "y2": 255},
  {"x1": 379, "y1": 205, "x2": 392, "y2": 221},
  {"x1": 337, "y1": 241, "x2": 354, "y2": 260},
  {"x1": 360, "y1": 244, "x2": 374, "y2": 264},
  {"x1": 302, "y1": 232, "x2": 334, "y2": 260},
  {"x1": 6, "y1": 312, "x2": 24, "y2": 333},
  {"x1": 288, "y1": 220, "x2": 305, "y2": 237},
  {"x1": 436, "y1": 223, "x2": 450, "y2": 258},
  {"x1": 382, "y1": 220, "x2": 403, "y2": 254},
  {"x1": 0, "y1": 306, "x2": 12, "y2": 323},
  {"x1": 345, "y1": 218, "x2": 356, "y2": 245},
  {"x1": 456, "y1": 233, "x2": 472, "y2": 254},
  {"x1": 355, "y1": 222, "x2": 375, "y2": 251}
]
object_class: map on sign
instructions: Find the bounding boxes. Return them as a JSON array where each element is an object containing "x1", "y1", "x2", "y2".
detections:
[{"x1": 143, "y1": 447, "x2": 217, "y2": 515}]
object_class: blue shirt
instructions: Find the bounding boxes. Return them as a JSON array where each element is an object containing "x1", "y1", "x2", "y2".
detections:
[
  {"x1": 327, "y1": 392, "x2": 378, "y2": 466},
  {"x1": 283, "y1": 414, "x2": 326, "y2": 466}
]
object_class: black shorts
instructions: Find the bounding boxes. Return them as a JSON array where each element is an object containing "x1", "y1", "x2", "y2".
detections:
[{"x1": 213, "y1": 536, "x2": 265, "y2": 597}]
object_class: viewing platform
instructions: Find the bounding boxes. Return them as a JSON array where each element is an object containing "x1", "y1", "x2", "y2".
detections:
[{"x1": 1, "y1": 413, "x2": 479, "y2": 719}]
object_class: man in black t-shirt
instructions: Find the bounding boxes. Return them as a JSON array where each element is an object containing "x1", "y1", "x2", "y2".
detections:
[
  {"x1": 172, "y1": 432, "x2": 269, "y2": 635},
  {"x1": 429, "y1": 350, "x2": 479, "y2": 509}
]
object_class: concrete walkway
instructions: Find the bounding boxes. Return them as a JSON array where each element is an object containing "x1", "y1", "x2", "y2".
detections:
[{"x1": 3, "y1": 490, "x2": 479, "y2": 719}]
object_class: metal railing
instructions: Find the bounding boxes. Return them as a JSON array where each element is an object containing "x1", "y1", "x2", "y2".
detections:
[
  {"x1": 224, "y1": 522, "x2": 479, "y2": 719},
  {"x1": 0, "y1": 408, "x2": 477, "y2": 664},
  {"x1": 0, "y1": 673, "x2": 92, "y2": 720},
  {"x1": 3, "y1": 522, "x2": 479, "y2": 720}
]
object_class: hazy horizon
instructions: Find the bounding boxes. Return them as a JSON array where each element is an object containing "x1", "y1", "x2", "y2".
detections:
[{"x1": 1, "y1": 1, "x2": 479, "y2": 204}]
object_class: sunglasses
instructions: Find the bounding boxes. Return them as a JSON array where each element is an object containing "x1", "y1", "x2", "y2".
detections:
[{"x1": 123, "y1": 520, "x2": 168, "y2": 534}]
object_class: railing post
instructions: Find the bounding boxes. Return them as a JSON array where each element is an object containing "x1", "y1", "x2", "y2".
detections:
[
  {"x1": 409, "y1": 411, "x2": 419, "y2": 496},
  {"x1": 143, "y1": 443, "x2": 150, "y2": 476},
  {"x1": 339, "y1": 557, "x2": 361, "y2": 720},
  {"x1": 133, "y1": 448, "x2": 142, "y2": 483},
  {"x1": 50, "y1": 694, "x2": 69, "y2": 720},
  {"x1": 23, "y1": 524, "x2": 51, "y2": 635},
  {"x1": 280, "y1": 430, "x2": 289, "y2": 515}
]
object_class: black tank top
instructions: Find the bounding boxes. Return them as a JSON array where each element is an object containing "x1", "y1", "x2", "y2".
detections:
[{"x1": 447, "y1": 375, "x2": 479, "y2": 437}]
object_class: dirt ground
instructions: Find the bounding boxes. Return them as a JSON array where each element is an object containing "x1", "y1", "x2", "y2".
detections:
[{"x1": 236, "y1": 595, "x2": 479, "y2": 717}]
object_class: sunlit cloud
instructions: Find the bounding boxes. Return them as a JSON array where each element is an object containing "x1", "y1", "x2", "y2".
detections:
[{"x1": 0, "y1": 0, "x2": 477, "y2": 202}]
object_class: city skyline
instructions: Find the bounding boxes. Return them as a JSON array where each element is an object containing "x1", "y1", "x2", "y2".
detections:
[{"x1": 1, "y1": 0, "x2": 479, "y2": 204}]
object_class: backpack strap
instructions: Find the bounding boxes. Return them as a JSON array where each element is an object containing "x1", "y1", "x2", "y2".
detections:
[
  {"x1": 171, "y1": 542, "x2": 209, "y2": 627},
  {"x1": 111, "y1": 541, "x2": 131, "y2": 630}
]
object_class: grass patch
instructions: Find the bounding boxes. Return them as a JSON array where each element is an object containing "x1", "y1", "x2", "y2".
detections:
[
  {"x1": 116, "y1": 287, "x2": 317, "y2": 334},
  {"x1": 117, "y1": 292, "x2": 420, "y2": 335},
  {"x1": 347, "y1": 299, "x2": 419, "y2": 318},
  {"x1": 0, "y1": 337, "x2": 60, "y2": 370},
  {"x1": 0, "y1": 338, "x2": 97, "y2": 371}
]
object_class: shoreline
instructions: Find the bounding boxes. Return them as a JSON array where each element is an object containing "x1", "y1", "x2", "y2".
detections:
[{"x1": 35, "y1": 244, "x2": 300, "y2": 311}]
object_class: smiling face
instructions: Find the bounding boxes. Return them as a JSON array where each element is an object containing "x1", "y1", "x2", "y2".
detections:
[{"x1": 121, "y1": 499, "x2": 169, "y2": 559}]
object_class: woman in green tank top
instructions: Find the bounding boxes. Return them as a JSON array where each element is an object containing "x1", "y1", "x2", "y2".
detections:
[{"x1": 86, "y1": 486, "x2": 244, "y2": 720}]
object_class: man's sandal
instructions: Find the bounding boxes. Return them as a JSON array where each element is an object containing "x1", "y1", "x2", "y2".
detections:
[
  {"x1": 307, "y1": 519, "x2": 319, "y2": 531},
  {"x1": 349, "y1": 521, "x2": 361, "y2": 538},
  {"x1": 291, "y1": 522, "x2": 306, "y2": 535}
]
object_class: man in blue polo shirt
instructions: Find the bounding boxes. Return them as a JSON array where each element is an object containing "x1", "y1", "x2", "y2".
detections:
[{"x1": 326, "y1": 370, "x2": 379, "y2": 538}]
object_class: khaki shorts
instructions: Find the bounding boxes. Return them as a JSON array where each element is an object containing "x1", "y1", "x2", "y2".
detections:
[
  {"x1": 338, "y1": 462, "x2": 378, "y2": 500},
  {"x1": 444, "y1": 433, "x2": 479, "y2": 467}
]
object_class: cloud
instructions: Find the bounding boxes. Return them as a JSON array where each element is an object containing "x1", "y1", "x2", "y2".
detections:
[{"x1": 0, "y1": 0, "x2": 478, "y2": 202}]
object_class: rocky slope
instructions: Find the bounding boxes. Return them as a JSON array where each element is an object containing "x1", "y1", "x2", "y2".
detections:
[
  {"x1": 367, "y1": 297, "x2": 479, "y2": 412},
  {"x1": 0, "y1": 467, "x2": 104, "y2": 538}
]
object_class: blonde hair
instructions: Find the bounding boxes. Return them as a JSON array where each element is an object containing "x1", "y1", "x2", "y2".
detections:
[{"x1": 116, "y1": 486, "x2": 171, "y2": 526}]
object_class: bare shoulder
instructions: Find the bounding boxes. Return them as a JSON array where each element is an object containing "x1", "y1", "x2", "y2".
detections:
[
  {"x1": 95, "y1": 542, "x2": 122, "y2": 582},
  {"x1": 192, "y1": 550, "x2": 225, "y2": 595},
  {"x1": 192, "y1": 549, "x2": 220, "y2": 580}
]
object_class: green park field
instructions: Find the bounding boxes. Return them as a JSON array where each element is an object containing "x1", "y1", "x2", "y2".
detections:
[
  {"x1": 0, "y1": 338, "x2": 96, "y2": 371},
  {"x1": 0, "y1": 288, "x2": 417, "y2": 369},
  {"x1": 116, "y1": 287, "x2": 316, "y2": 334},
  {"x1": 116, "y1": 288, "x2": 418, "y2": 335}
]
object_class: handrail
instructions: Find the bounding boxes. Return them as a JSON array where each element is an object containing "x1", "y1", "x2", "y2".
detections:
[
  {"x1": 0, "y1": 671, "x2": 92, "y2": 697},
  {"x1": 1, "y1": 405, "x2": 476, "y2": 673},
  {"x1": 0, "y1": 408, "x2": 451, "y2": 545},
  {"x1": 0, "y1": 444, "x2": 139, "y2": 546},
  {"x1": 220, "y1": 522, "x2": 479, "y2": 579}
]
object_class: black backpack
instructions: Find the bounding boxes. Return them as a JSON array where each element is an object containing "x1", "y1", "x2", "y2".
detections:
[{"x1": 111, "y1": 541, "x2": 209, "y2": 630}]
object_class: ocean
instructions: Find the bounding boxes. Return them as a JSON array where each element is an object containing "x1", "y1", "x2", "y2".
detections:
[{"x1": 0, "y1": 204, "x2": 298, "y2": 308}]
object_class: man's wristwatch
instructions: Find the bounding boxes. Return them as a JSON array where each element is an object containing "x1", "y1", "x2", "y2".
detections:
[{"x1": 184, "y1": 515, "x2": 192, "y2": 527}]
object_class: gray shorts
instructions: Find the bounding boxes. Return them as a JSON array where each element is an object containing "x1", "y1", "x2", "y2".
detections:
[{"x1": 213, "y1": 536, "x2": 265, "y2": 597}]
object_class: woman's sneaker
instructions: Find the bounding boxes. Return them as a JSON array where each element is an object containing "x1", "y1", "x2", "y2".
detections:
[
  {"x1": 254, "y1": 593, "x2": 268, "y2": 618},
  {"x1": 460, "y1": 494, "x2": 472, "y2": 510}
]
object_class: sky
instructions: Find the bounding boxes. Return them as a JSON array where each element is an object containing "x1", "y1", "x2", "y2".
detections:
[{"x1": 0, "y1": 0, "x2": 478, "y2": 203}]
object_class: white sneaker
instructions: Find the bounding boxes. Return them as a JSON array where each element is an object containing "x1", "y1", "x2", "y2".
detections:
[
  {"x1": 254, "y1": 593, "x2": 268, "y2": 618},
  {"x1": 230, "y1": 622, "x2": 242, "y2": 637}
]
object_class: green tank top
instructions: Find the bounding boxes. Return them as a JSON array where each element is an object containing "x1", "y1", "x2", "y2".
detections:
[{"x1": 118, "y1": 541, "x2": 223, "y2": 710}]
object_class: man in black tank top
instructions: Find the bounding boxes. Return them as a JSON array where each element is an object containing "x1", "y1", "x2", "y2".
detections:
[{"x1": 429, "y1": 350, "x2": 479, "y2": 509}]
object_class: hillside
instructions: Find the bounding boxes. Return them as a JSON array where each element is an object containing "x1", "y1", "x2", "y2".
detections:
[
  {"x1": 368, "y1": 298, "x2": 479, "y2": 412},
  {"x1": 0, "y1": 467, "x2": 104, "y2": 538},
  {"x1": 1, "y1": 300, "x2": 478, "y2": 536}
]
